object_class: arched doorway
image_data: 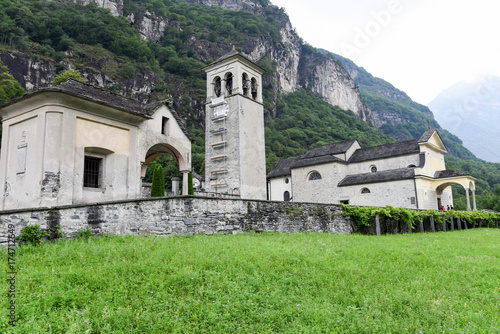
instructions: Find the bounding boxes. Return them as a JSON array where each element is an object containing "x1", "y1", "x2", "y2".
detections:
[{"x1": 141, "y1": 143, "x2": 189, "y2": 196}]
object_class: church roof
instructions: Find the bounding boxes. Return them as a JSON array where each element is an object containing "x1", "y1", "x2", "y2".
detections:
[
  {"x1": 338, "y1": 168, "x2": 416, "y2": 186},
  {"x1": 0, "y1": 79, "x2": 193, "y2": 140},
  {"x1": 348, "y1": 139, "x2": 420, "y2": 163},
  {"x1": 302, "y1": 139, "x2": 358, "y2": 158},
  {"x1": 266, "y1": 156, "x2": 303, "y2": 179},
  {"x1": 204, "y1": 46, "x2": 266, "y2": 73},
  {"x1": 434, "y1": 170, "x2": 472, "y2": 179}
]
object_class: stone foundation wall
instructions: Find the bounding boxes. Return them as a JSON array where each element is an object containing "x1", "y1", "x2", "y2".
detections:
[{"x1": 0, "y1": 196, "x2": 353, "y2": 245}]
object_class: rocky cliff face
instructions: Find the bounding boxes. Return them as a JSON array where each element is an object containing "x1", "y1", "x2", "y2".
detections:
[
  {"x1": 4, "y1": 0, "x2": 370, "y2": 122},
  {"x1": 68, "y1": 0, "x2": 124, "y2": 16},
  {"x1": 183, "y1": 0, "x2": 266, "y2": 14}
]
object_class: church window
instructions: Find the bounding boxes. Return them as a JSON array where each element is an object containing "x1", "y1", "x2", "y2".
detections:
[
  {"x1": 285, "y1": 177, "x2": 289, "y2": 184},
  {"x1": 225, "y1": 72, "x2": 233, "y2": 95},
  {"x1": 411, "y1": 197, "x2": 416, "y2": 204},
  {"x1": 308, "y1": 171, "x2": 322, "y2": 180},
  {"x1": 242, "y1": 73, "x2": 250, "y2": 96},
  {"x1": 213, "y1": 77, "x2": 221, "y2": 97},
  {"x1": 284, "y1": 191, "x2": 290, "y2": 202},
  {"x1": 361, "y1": 188, "x2": 371, "y2": 194},
  {"x1": 370, "y1": 165, "x2": 377, "y2": 173},
  {"x1": 84, "y1": 156, "x2": 103, "y2": 188},
  {"x1": 251, "y1": 78, "x2": 258, "y2": 100}
]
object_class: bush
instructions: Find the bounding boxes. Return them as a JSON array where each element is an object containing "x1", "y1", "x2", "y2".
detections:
[
  {"x1": 19, "y1": 224, "x2": 48, "y2": 245},
  {"x1": 52, "y1": 69, "x2": 85, "y2": 86},
  {"x1": 151, "y1": 164, "x2": 165, "y2": 197},
  {"x1": 75, "y1": 227, "x2": 93, "y2": 240}
]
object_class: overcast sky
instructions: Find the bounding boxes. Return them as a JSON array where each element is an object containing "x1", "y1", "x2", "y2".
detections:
[{"x1": 270, "y1": 0, "x2": 500, "y2": 105}]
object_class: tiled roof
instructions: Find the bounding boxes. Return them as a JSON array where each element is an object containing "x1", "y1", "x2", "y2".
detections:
[
  {"x1": 302, "y1": 139, "x2": 357, "y2": 158},
  {"x1": 290, "y1": 154, "x2": 346, "y2": 169},
  {"x1": 266, "y1": 156, "x2": 303, "y2": 179},
  {"x1": 348, "y1": 139, "x2": 420, "y2": 163},
  {"x1": 0, "y1": 79, "x2": 193, "y2": 141},
  {"x1": 434, "y1": 170, "x2": 472, "y2": 179},
  {"x1": 338, "y1": 168, "x2": 416, "y2": 186}
]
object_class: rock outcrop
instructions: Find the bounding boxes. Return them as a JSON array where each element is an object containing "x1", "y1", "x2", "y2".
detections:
[{"x1": 4, "y1": 0, "x2": 371, "y2": 123}]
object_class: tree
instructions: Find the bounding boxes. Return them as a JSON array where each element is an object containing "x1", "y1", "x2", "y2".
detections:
[
  {"x1": 52, "y1": 69, "x2": 85, "y2": 86},
  {"x1": 0, "y1": 59, "x2": 25, "y2": 148},
  {"x1": 150, "y1": 164, "x2": 165, "y2": 197},
  {"x1": 188, "y1": 171, "x2": 194, "y2": 195},
  {"x1": 0, "y1": 59, "x2": 25, "y2": 104}
]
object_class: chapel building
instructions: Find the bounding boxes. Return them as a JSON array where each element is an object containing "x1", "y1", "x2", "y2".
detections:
[
  {"x1": 0, "y1": 79, "x2": 192, "y2": 210},
  {"x1": 267, "y1": 129, "x2": 477, "y2": 210}
]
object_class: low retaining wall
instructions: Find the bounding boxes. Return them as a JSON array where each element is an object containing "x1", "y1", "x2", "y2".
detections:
[{"x1": 0, "y1": 196, "x2": 353, "y2": 245}]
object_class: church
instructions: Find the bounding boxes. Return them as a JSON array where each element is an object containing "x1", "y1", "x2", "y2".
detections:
[
  {"x1": 0, "y1": 47, "x2": 477, "y2": 212},
  {"x1": 0, "y1": 79, "x2": 192, "y2": 210},
  {"x1": 267, "y1": 129, "x2": 477, "y2": 210}
]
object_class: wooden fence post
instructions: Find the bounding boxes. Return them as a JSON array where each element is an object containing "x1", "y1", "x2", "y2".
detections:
[
  {"x1": 463, "y1": 218, "x2": 468, "y2": 230},
  {"x1": 419, "y1": 216, "x2": 424, "y2": 233},
  {"x1": 473, "y1": 220, "x2": 476, "y2": 228},
  {"x1": 430, "y1": 215, "x2": 436, "y2": 232},
  {"x1": 457, "y1": 217, "x2": 462, "y2": 230},
  {"x1": 375, "y1": 213, "x2": 381, "y2": 236},
  {"x1": 450, "y1": 216, "x2": 454, "y2": 232},
  {"x1": 496, "y1": 221, "x2": 499, "y2": 229},
  {"x1": 442, "y1": 216, "x2": 447, "y2": 232}
]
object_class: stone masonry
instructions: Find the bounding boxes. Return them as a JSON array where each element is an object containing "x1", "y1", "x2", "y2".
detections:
[{"x1": 0, "y1": 197, "x2": 353, "y2": 245}]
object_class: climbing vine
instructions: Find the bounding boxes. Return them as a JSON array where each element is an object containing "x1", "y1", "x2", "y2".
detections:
[{"x1": 341, "y1": 205, "x2": 500, "y2": 231}]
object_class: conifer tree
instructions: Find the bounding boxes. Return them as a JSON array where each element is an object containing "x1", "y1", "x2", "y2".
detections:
[
  {"x1": 188, "y1": 171, "x2": 194, "y2": 195},
  {"x1": 151, "y1": 165, "x2": 165, "y2": 197}
]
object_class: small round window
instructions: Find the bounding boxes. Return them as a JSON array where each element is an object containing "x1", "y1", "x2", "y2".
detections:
[
  {"x1": 308, "y1": 172, "x2": 322, "y2": 181},
  {"x1": 285, "y1": 178, "x2": 289, "y2": 184},
  {"x1": 370, "y1": 166, "x2": 377, "y2": 173},
  {"x1": 361, "y1": 188, "x2": 371, "y2": 194}
]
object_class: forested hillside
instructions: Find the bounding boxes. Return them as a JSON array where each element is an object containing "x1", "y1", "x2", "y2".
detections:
[{"x1": 0, "y1": 0, "x2": 499, "y2": 209}]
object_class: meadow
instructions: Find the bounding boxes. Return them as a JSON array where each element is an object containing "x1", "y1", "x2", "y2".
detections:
[{"x1": 1, "y1": 229, "x2": 499, "y2": 333}]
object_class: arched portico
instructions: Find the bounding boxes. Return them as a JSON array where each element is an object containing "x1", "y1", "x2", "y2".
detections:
[
  {"x1": 434, "y1": 177, "x2": 477, "y2": 211},
  {"x1": 141, "y1": 143, "x2": 190, "y2": 195}
]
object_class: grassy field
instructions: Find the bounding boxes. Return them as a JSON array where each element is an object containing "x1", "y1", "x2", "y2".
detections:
[{"x1": 1, "y1": 229, "x2": 499, "y2": 333}]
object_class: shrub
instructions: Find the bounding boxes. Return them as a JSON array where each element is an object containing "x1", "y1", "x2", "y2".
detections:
[
  {"x1": 19, "y1": 224, "x2": 48, "y2": 245},
  {"x1": 151, "y1": 164, "x2": 165, "y2": 197},
  {"x1": 75, "y1": 227, "x2": 93, "y2": 241},
  {"x1": 52, "y1": 69, "x2": 85, "y2": 86}
]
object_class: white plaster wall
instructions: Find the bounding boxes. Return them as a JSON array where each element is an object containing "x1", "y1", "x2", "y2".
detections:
[
  {"x1": 292, "y1": 163, "x2": 343, "y2": 204},
  {"x1": 419, "y1": 146, "x2": 446, "y2": 177},
  {"x1": 268, "y1": 176, "x2": 292, "y2": 201},
  {"x1": 339, "y1": 179, "x2": 418, "y2": 209},
  {"x1": 138, "y1": 105, "x2": 192, "y2": 171},
  {"x1": 347, "y1": 154, "x2": 420, "y2": 175}
]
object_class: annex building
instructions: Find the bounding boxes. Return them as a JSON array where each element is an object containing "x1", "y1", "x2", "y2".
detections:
[
  {"x1": 0, "y1": 79, "x2": 192, "y2": 210},
  {"x1": 267, "y1": 129, "x2": 477, "y2": 211}
]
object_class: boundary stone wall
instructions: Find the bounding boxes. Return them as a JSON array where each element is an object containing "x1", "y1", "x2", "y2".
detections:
[{"x1": 0, "y1": 196, "x2": 354, "y2": 245}]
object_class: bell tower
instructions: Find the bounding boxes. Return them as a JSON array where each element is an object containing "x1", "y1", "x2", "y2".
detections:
[{"x1": 203, "y1": 47, "x2": 266, "y2": 200}]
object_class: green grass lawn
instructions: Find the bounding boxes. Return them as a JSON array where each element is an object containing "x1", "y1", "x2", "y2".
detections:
[{"x1": 2, "y1": 229, "x2": 499, "y2": 333}]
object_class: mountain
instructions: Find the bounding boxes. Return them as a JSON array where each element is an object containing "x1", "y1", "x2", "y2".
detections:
[
  {"x1": 321, "y1": 50, "x2": 477, "y2": 161},
  {"x1": 1, "y1": 0, "x2": 499, "y2": 209},
  {"x1": 428, "y1": 77, "x2": 500, "y2": 163}
]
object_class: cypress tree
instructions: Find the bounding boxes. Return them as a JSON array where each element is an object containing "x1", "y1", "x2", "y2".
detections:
[
  {"x1": 188, "y1": 171, "x2": 194, "y2": 195},
  {"x1": 151, "y1": 164, "x2": 165, "y2": 197}
]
